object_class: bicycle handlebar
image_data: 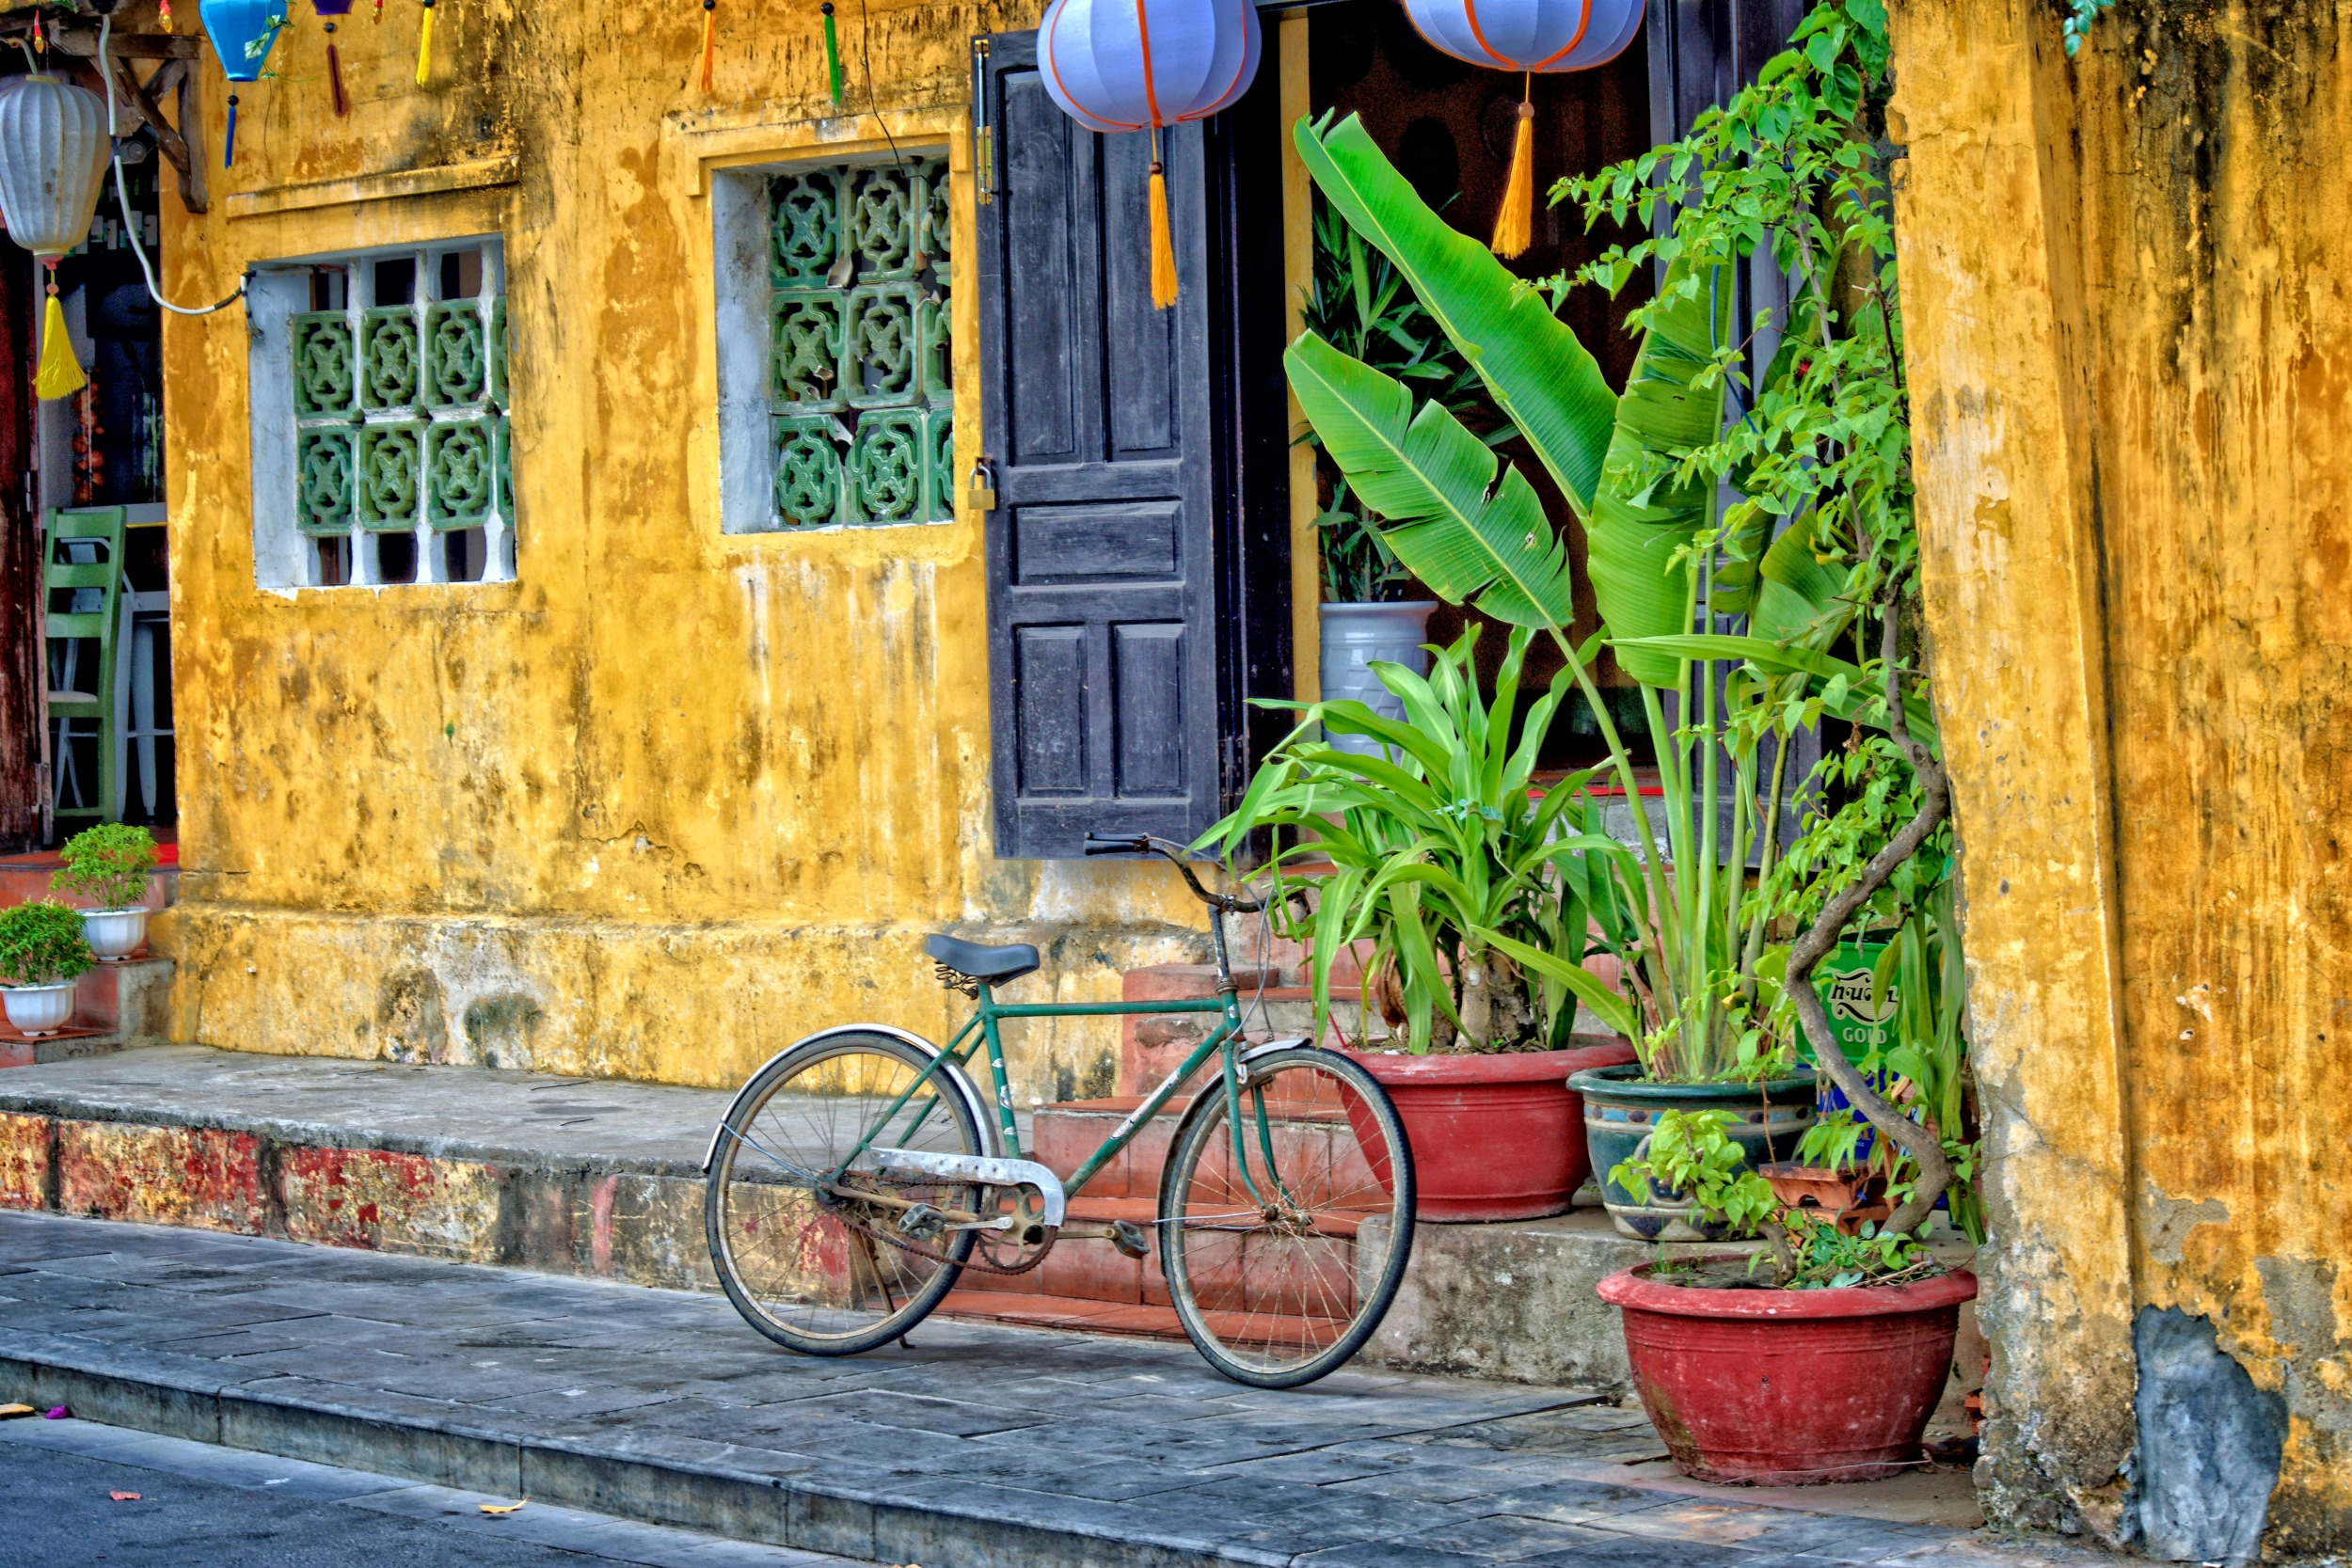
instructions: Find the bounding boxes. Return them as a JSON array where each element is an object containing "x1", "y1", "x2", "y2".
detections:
[{"x1": 1081, "y1": 832, "x2": 1272, "y2": 913}]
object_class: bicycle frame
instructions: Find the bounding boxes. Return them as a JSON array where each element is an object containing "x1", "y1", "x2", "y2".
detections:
[{"x1": 830, "y1": 984, "x2": 1292, "y2": 1210}]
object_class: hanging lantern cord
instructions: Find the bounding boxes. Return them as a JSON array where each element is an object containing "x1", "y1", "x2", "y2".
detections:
[{"x1": 98, "y1": 13, "x2": 246, "y2": 316}]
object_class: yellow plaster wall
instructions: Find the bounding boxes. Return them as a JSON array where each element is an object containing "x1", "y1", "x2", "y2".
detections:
[
  {"x1": 145, "y1": 0, "x2": 1232, "y2": 1098},
  {"x1": 1891, "y1": 0, "x2": 2352, "y2": 1549}
]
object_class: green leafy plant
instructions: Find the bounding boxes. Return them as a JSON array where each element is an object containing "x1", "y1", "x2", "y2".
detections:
[
  {"x1": 2060, "y1": 0, "x2": 2116, "y2": 55},
  {"x1": 0, "y1": 900, "x2": 96, "y2": 987},
  {"x1": 1204, "y1": 624, "x2": 1635, "y2": 1053},
  {"x1": 1615, "y1": 1108, "x2": 1938, "y2": 1288},
  {"x1": 1298, "y1": 197, "x2": 1509, "y2": 603},
  {"x1": 53, "y1": 822, "x2": 159, "y2": 911},
  {"x1": 1269, "y1": 0, "x2": 1971, "y2": 1238}
]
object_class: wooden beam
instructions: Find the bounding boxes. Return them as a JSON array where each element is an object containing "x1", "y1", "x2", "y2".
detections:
[
  {"x1": 16, "y1": 20, "x2": 201, "y2": 59},
  {"x1": 103, "y1": 54, "x2": 192, "y2": 187},
  {"x1": 173, "y1": 55, "x2": 206, "y2": 214}
]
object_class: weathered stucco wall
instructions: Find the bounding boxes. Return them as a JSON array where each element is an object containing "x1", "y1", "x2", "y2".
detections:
[
  {"x1": 146, "y1": 0, "x2": 1224, "y2": 1098},
  {"x1": 1892, "y1": 0, "x2": 2352, "y2": 1554}
]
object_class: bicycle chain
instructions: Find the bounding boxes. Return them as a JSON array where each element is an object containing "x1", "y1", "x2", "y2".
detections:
[{"x1": 832, "y1": 1169, "x2": 1057, "y2": 1277}]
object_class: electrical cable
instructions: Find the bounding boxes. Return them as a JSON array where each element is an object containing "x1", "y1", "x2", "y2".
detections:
[{"x1": 98, "y1": 13, "x2": 245, "y2": 316}]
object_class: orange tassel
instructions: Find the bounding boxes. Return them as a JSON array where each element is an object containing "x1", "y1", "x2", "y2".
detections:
[
  {"x1": 698, "y1": 0, "x2": 715, "y2": 89},
  {"x1": 1491, "y1": 83, "x2": 1534, "y2": 261},
  {"x1": 1148, "y1": 130, "x2": 1177, "y2": 309}
]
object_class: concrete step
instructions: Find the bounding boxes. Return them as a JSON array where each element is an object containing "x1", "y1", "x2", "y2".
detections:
[{"x1": 0, "y1": 847, "x2": 179, "y2": 915}]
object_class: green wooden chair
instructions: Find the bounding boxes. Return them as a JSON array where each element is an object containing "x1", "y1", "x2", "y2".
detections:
[{"x1": 45, "y1": 506, "x2": 128, "y2": 829}]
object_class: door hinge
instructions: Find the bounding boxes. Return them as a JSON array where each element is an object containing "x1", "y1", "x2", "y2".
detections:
[{"x1": 972, "y1": 38, "x2": 994, "y2": 205}]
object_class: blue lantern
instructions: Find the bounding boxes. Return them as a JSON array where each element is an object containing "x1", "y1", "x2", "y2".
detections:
[
  {"x1": 1037, "y1": 0, "x2": 1263, "y2": 309},
  {"x1": 1399, "y1": 0, "x2": 1646, "y2": 258},
  {"x1": 199, "y1": 0, "x2": 288, "y2": 167}
]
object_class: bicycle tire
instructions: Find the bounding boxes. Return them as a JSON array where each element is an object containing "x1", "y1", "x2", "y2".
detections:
[
  {"x1": 1158, "y1": 1046, "x2": 1416, "y2": 1388},
  {"x1": 705, "y1": 1029, "x2": 984, "y2": 1356}
]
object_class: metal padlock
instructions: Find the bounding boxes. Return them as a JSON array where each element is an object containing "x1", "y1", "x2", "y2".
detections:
[{"x1": 967, "y1": 460, "x2": 998, "y2": 513}]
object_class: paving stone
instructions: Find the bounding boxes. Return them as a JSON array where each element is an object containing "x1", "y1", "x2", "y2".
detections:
[{"x1": 0, "y1": 1208, "x2": 2003, "y2": 1568}]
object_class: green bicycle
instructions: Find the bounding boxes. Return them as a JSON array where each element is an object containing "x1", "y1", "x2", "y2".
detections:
[{"x1": 703, "y1": 832, "x2": 1417, "y2": 1388}]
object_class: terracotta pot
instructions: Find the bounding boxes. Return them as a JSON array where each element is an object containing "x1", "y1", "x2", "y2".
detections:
[
  {"x1": 1756, "y1": 1163, "x2": 1890, "y2": 1237},
  {"x1": 1568, "y1": 1064, "x2": 1817, "y2": 1241},
  {"x1": 1346, "y1": 1037, "x2": 1638, "y2": 1221},
  {"x1": 1598, "y1": 1260, "x2": 1978, "y2": 1485}
]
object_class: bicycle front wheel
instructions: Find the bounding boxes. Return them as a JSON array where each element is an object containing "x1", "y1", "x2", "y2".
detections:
[
  {"x1": 706, "y1": 1030, "x2": 985, "y2": 1355},
  {"x1": 1159, "y1": 1046, "x2": 1416, "y2": 1387}
]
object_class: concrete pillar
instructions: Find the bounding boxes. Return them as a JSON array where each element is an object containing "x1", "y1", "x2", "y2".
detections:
[{"x1": 1889, "y1": 0, "x2": 2352, "y2": 1552}]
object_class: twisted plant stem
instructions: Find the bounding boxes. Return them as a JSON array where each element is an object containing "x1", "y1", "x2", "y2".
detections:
[{"x1": 1781, "y1": 590, "x2": 1956, "y2": 1236}]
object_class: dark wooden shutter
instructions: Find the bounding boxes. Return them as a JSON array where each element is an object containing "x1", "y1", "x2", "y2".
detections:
[{"x1": 975, "y1": 32, "x2": 1225, "y2": 861}]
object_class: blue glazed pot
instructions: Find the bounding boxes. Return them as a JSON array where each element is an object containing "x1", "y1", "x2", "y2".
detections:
[{"x1": 1566, "y1": 1063, "x2": 1818, "y2": 1241}]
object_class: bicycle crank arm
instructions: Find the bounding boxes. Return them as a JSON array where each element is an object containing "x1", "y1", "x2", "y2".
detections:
[{"x1": 850, "y1": 1148, "x2": 1068, "y2": 1228}]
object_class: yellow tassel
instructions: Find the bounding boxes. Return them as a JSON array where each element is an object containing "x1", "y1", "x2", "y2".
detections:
[
  {"x1": 1148, "y1": 157, "x2": 1177, "y2": 309},
  {"x1": 1491, "y1": 90, "x2": 1535, "y2": 261},
  {"x1": 698, "y1": 0, "x2": 715, "y2": 90},
  {"x1": 416, "y1": 3, "x2": 434, "y2": 85},
  {"x1": 36, "y1": 288, "x2": 84, "y2": 402}
]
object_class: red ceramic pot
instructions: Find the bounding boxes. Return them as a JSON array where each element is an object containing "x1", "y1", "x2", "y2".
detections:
[
  {"x1": 1598, "y1": 1260, "x2": 1979, "y2": 1485},
  {"x1": 1345, "y1": 1038, "x2": 1638, "y2": 1221}
]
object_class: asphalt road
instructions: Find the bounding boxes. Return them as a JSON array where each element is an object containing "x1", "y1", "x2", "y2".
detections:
[{"x1": 0, "y1": 1418, "x2": 860, "y2": 1568}]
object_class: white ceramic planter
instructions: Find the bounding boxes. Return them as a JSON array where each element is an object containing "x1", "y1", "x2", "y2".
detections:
[
  {"x1": 1319, "y1": 601, "x2": 1438, "y2": 756},
  {"x1": 80, "y1": 906, "x2": 149, "y2": 961},
  {"x1": 2, "y1": 980, "x2": 76, "y2": 1037}
]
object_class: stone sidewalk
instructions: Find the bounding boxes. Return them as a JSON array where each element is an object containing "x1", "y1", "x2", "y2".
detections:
[{"x1": 0, "y1": 1211, "x2": 2089, "y2": 1568}]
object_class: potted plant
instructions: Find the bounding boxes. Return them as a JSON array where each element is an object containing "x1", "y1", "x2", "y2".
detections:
[
  {"x1": 52, "y1": 822, "x2": 159, "y2": 960},
  {"x1": 1200, "y1": 623, "x2": 1639, "y2": 1221},
  {"x1": 1598, "y1": 1108, "x2": 1977, "y2": 1483},
  {"x1": 0, "y1": 899, "x2": 96, "y2": 1036}
]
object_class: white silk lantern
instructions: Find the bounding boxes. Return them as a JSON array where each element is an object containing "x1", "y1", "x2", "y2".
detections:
[
  {"x1": 0, "y1": 74, "x2": 112, "y2": 400},
  {"x1": 1038, "y1": 0, "x2": 1263, "y2": 307},
  {"x1": 1399, "y1": 0, "x2": 1646, "y2": 259}
]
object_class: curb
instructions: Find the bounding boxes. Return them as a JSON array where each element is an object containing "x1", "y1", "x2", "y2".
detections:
[{"x1": 0, "y1": 1328, "x2": 1291, "y2": 1568}]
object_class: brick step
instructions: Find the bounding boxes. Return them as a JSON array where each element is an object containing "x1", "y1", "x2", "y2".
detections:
[
  {"x1": 0, "y1": 957, "x2": 173, "y2": 1069},
  {"x1": 0, "y1": 848, "x2": 178, "y2": 917},
  {"x1": 934, "y1": 1290, "x2": 1348, "y2": 1348}
]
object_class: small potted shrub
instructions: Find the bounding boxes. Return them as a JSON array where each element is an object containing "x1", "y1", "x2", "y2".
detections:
[
  {"x1": 1599, "y1": 1110, "x2": 1977, "y2": 1484},
  {"x1": 1200, "y1": 625, "x2": 1639, "y2": 1221},
  {"x1": 53, "y1": 822, "x2": 159, "y2": 960},
  {"x1": 0, "y1": 900, "x2": 95, "y2": 1036}
]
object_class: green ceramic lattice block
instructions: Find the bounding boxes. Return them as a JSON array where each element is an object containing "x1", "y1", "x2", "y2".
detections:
[
  {"x1": 771, "y1": 416, "x2": 844, "y2": 528},
  {"x1": 494, "y1": 416, "x2": 514, "y2": 523},
  {"x1": 923, "y1": 407, "x2": 955, "y2": 523},
  {"x1": 426, "y1": 420, "x2": 498, "y2": 527},
  {"x1": 843, "y1": 283, "x2": 921, "y2": 409},
  {"x1": 770, "y1": 169, "x2": 844, "y2": 286},
  {"x1": 357, "y1": 422, "x2": 426, "y2": 529},
  {"x1": 360, "y1": 307, "x2": 424, "y2": 413},
  {"x1": 424, "y1": 301, "x2": 491, "y2": 409},
  {"x1": 488, "y1": 297, "x2": 510, "y2": 407},
  {"x1": 847, "y1": 165, "x2": 919, "y2": 279},
  {"x1": 848, "y1": 409, "x2": 925, "y2": 527},
  {"x1": 917, "y1": 158, "x2": 951, "y2": 265},
  {"x1": 293, "y1": 312, "x2": 358, "y2": 418},
  {"x1": 296, "y1": 429, "x2": 358, "y2": 533},
  {"x1": 769, "y1": 293, "x2": 845, "y2": 410}
]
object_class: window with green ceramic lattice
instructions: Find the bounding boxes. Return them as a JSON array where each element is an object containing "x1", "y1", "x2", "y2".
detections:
[
  {"x1": 282, "y1": 243, "x2": 513, "y2": 586},
  {"x1": 766, "y1": 159, "x2": 953, "y2": 529}
]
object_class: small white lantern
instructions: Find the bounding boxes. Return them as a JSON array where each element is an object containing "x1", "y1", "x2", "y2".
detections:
[{"x1": 0, "y1": 74, "x2": 111, "y2": 399}]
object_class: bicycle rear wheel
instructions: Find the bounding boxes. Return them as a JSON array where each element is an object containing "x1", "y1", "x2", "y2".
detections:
[
  {"x1": 1159, "y1": 1046, "x2": 1415, "y2": 1387},
  {"x1": 706, "y1": 1030, "x2": 984, "y2": 1355}
]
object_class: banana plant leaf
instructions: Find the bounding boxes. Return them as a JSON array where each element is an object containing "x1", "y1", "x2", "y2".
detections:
[
  {"x1": 1294, "y1": 113, "x2": 1619, "y2": 515},
  {"x1": 1285, "y1": 331, "x2": 1576, "y2": 631},
  {"x1": 1583, "y1": 255, "x2": 1736, "y2": 688}
]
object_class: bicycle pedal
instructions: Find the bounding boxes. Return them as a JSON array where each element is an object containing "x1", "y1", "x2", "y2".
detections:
[{"x1": 1110, "y1": 1219, "x2": 1152, "y2": 1260}]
